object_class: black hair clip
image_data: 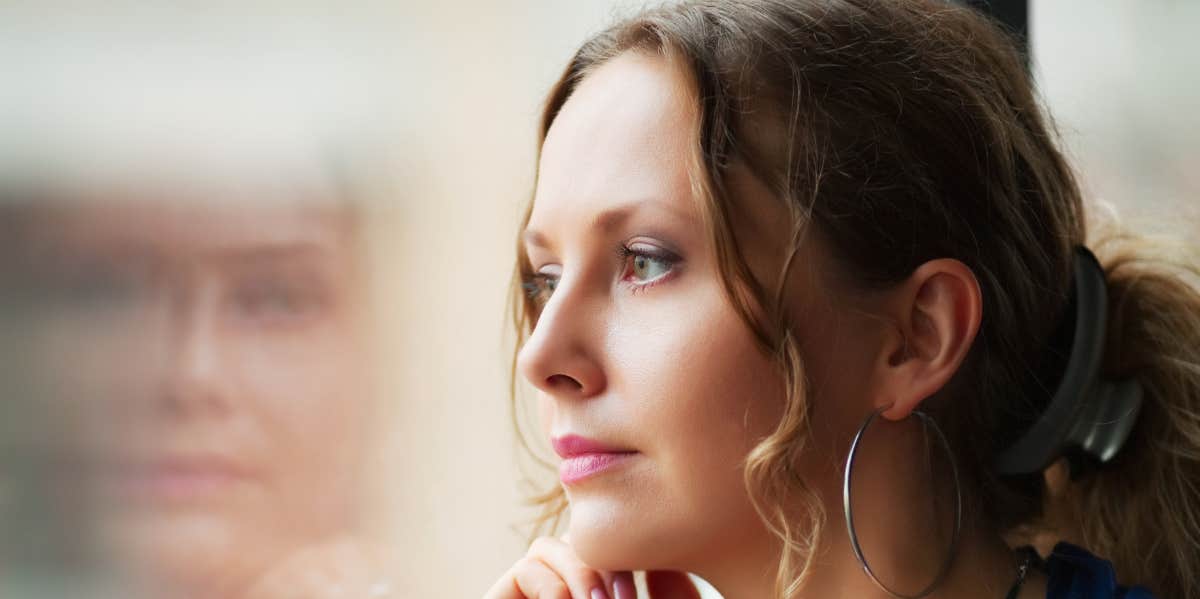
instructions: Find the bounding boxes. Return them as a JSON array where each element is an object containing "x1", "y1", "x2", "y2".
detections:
[{"x1": 994, "y1": 245, "x2": 1144, "y2": 477}]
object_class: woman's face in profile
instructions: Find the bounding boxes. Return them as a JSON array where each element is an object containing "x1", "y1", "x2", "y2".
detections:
[
  {"x1": 518, "y1": 52, "x2": 812, "y2": 572},
  {"x1": 24, "y1": 194, "x2": 372, "y2": 594}
]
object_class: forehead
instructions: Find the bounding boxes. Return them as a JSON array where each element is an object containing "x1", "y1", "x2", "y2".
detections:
[
  {"x1": 530, "y1": 52, "x2": 699, "y2": 231},
  {"x1": 19, "y1": 194, "x2": 354, "y2": 263}
]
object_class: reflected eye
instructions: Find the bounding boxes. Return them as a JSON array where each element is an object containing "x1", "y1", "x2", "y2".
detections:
[
  {"x1": 228, "y1": 273, "x2": 329, "y2": 326},
  {"x1": 41, "y1": 259, "x2": 152, "y2": 316},
  {"x1": 58, "y1": 269, "x2": 141, "y2": 311}
]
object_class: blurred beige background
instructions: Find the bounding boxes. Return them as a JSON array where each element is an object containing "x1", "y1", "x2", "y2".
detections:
[{"x1": 1033, "y1": 0, "x2": 1200, "y2": 238}]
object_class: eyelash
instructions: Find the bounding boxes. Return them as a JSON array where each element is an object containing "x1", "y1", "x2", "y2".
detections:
[
  {"x1": 521, "y1": 244, "x2": 682, "y2": 305},
  {"x1": 615, "y1": 245, "x2": 680, "y2": 293},
  {"x1": 521, "y1": 275, "x2": 555, "y2": 305}
]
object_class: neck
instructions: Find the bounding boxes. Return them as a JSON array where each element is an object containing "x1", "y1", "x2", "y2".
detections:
[
  {"x1": 691, "y1": 515, "x2": 1042, "y2": 599},
  {"x1": 687, "y1": 441, "x2": 1046, "y2": 599},
  {"x1": 687, "y1": 517, "x2": 782, "y2": 599}
]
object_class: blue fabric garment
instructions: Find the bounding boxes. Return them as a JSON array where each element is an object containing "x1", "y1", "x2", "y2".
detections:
[{"x1": 1044, "y1": 542, "x2": 1157, "y2": 599}]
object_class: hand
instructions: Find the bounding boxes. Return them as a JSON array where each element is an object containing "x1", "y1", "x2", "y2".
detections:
[
  {"x1": 645, "y1": 571, "x2": 703, "y2": 599},
  {"x1": 241, "y1": 536, "x2": 395, "y2": 599},
  {"x1": 483, "y1": 536, "x2": 700, "y2": 599}
]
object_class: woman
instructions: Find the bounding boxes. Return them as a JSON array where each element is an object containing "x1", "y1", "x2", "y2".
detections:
[
  {"x1": 487, "y1": 1, "x2": 1200, "y2": 598},
  {"x1": 12, "y1": 194, "x2": 393, "y2": 599}
]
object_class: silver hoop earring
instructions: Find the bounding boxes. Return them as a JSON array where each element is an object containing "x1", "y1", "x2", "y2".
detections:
[{"x1": 843, "y1": 407, "x2": 962, "y2": 599}]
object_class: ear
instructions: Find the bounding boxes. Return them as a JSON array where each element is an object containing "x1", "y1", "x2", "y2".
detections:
[{"x1": 875, "y1": 259, "x2": 982, "y2": 421}]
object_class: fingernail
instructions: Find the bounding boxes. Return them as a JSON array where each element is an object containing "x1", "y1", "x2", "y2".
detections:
[
  {"x1": 613, "y1": 573, "x2": 636, "y2": 599},
  {"x1": 591, "y1": 587, "x2": 611, "y2": 599}
]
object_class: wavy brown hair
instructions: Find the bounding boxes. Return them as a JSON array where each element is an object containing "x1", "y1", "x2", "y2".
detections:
[{"x1": 509, "y1": 1, "x2": 1200, "y2": 597}]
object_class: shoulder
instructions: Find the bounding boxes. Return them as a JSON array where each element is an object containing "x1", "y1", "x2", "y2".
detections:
[{"x1": 1043, "y1": 542, "x2": 1157, "y2": 599}]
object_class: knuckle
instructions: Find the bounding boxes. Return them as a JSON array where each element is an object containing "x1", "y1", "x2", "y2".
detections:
[
  {"x1": 514, "y1": 556, "x2": 539, "y2": 573},
  {"x1": 540, "y1": 581, "x2": 571, "y2": 599},
  {"x1": 528, "y1": 536, "x2": 557, "y2": 554},
  {"x1": 571, "y1": 566, "x2": 601, "y2": 587}
]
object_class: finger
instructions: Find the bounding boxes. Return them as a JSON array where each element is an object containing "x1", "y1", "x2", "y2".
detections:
[
  {"x1": 596, "y1": 571, "x2": 617, "y2": 597},
  {"x1": 611, "y1": 571, "x2": 637, "y2": 599},
  {"x1": 557, "y1": 533, "x2": 619, "y2": 599},
  {"x1": 529, "y1": 536, "x2": 612, "y2": 599},
  {"x1": 645, "y1": 571, "x2": 701, "y2": 599},
  {"x1": 484, "y1": 557, "x2": 570, "y2": 599},
  {"x1": 482, "y1": 564, "x2": 526, "y2": 599},
  {"x1": 242, "y1": 538, "x2": 386, "y2": 599}
]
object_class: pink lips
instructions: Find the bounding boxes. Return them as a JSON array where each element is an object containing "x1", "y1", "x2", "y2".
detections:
[
  {"x1": 552, "y1": 434, "x2": 638, "y2": 485},
  {"x1": 105, "y1": 455, "x2": 254, "y2": 504}
]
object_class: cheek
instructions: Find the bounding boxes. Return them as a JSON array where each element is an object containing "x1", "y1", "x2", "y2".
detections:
[
  {"x1": 226, "y1": 322, "x2": 371, "y2": 520},
  {"x1": 30, "y1": 299, "x2": 171, "y2": 447},
  {"x1": 232, "y1": 324, "x2": 369, "y2": 450},
  {"x1": 570, "y1": 284, "x2": 783, "y2": 569},
  {"x1": 641, "y1": 300, "x2": 781, "y2": 503},
  {"x1": 613, "y1": 281, "x2": 783, "y2": 459},
  {"x1": 621, "y1": 324, "x2": 777, "y2": 457}
]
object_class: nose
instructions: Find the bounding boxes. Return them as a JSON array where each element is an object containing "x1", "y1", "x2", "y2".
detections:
[
  {"x1": 161, "y1": 276, "x2": 232, "y2": 417},
  {"x1": 516, "y1": 279, "x2": 606, "y2": 400}
]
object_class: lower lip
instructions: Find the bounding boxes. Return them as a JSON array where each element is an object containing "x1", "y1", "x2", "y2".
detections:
[
  {"x1": 109, "y1": 467, "x2": 246, "y2": 504},
  {"x1": 559, "y1": 452, "x2": 638, "y2": 484}
]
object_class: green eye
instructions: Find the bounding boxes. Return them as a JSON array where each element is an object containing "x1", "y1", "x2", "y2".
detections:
[
  {"x1": 621, "y1": 244, "x2": 680, "y2": 287},
  {"x1": 630, "y1": 253, "x2": 672, "y2": 282},
  {"x1": 522, "y1": 274, "x2": 559, "y2": 304}
]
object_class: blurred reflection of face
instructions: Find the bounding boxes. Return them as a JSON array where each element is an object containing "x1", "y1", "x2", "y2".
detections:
[{"x1": 24, "y1": 195, "x2": 371, "y2": 597}]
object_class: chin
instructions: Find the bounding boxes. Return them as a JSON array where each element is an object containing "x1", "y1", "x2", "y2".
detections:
[
  {"x1": 566, "y1": 496, "x2": 680, "y2": 572},
  {"x1": 100, "y1": 511, "x2": 272, "y2": 596}
]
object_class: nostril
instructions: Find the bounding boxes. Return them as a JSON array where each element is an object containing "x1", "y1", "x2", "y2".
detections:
[{"x1": 546, "y1": 374, "x2": 583, "y2": 391}]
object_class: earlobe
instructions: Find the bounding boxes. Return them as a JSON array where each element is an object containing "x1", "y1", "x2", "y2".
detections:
[{"x1": 878, "y1": 259, "x2": 982, "y2": 421}]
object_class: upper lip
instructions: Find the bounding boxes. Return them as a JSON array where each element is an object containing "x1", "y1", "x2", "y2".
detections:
[
  {"x1": 103, "y1": 451, "x2": 256, "y2": 479},
  {"x1": 551, "y1": 434, "x2": 636, "y2": 459}
]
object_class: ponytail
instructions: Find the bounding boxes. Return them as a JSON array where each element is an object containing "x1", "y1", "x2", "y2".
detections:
[{"x1": 1055, "y1": 232, "x2": 1200, "y2": 598}]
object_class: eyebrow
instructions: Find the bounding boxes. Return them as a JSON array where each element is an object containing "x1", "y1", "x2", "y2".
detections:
[
  {"x1": 208, "y1": 242, "x2": 339, "y2": 267},
  {"x1": 522, "y1": 200, "x2": 691, "y2": 250}
]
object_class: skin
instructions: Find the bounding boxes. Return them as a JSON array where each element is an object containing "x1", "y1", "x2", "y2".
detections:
[
  {"x1": 488, "y1": 52, "x2": 1052, "y2": 598},
  {"x1": 22, "y1": 194, "x2": 381, "y2": 598}
]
